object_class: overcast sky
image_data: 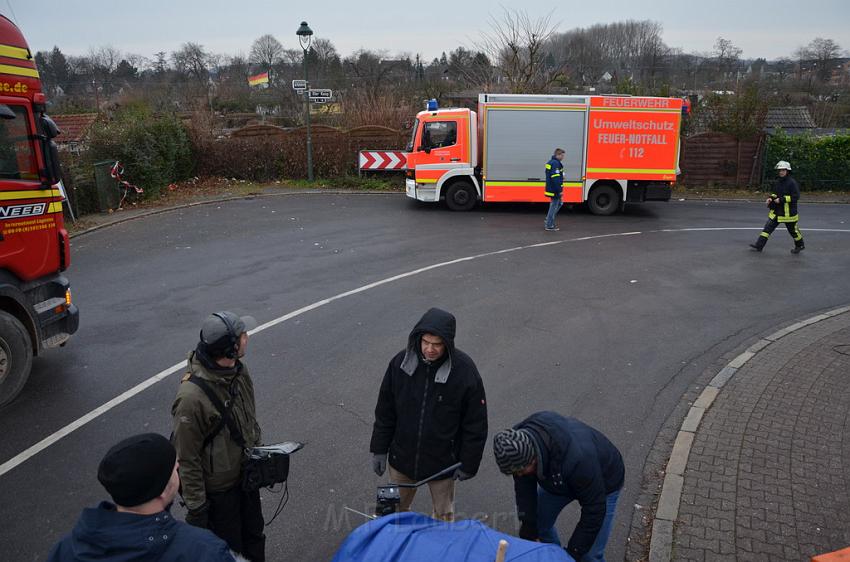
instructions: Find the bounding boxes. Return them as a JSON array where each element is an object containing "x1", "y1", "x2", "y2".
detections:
[{"x1": 4, "y1": 0, "x2": 849, "y2": 63}]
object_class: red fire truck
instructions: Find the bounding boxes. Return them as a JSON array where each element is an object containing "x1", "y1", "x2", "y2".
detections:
[
  {"x1": 405, "y1": 93, "x2": 687, "y2": 213},
  {"x1": 0, "y1": 15, "x2": 78, "y2": 407}
]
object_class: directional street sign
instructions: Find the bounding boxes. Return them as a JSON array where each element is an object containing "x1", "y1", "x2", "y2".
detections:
[
  {"x1": 292, "y1": 79, "x2": 307, "y2": 91},
  {"x1": 308, "y1": 89, "x2": 332, "y2": 100}
]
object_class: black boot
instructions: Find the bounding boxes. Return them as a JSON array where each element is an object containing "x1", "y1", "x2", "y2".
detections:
[
  {"x1": 749, "y1": 241, "x2": 765, "y2": 252},
  {"x1": 791, "y1": 242, "x2": 805, "y2": 254}
]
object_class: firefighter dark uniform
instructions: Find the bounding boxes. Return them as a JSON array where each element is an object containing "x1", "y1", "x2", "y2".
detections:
[
  {"x1": 751, "y1": 163, "x2": 804, "y2": 254},
  {"x1": 544, "y1": 153, "x2": 565, "y2": 230}
]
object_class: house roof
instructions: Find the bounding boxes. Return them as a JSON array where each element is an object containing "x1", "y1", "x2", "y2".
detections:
[
  {"x1": 51, "y1": 113, "x2": 99, "y2": 143},
  {"x1": 764, "y1": 106, "x2": 816, "y2": 130}
]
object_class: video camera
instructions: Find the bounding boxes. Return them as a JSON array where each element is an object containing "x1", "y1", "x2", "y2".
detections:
[{"x1": 374, "y1": 462, "x2": 461, "y2": 517}]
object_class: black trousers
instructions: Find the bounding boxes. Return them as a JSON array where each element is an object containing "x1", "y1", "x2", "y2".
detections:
[
  {"x1": 208, "y1": 485, "x2": 265, "y2": 561},
  {"x1": 756, "y1": 217, "x2": 803, "y2": 247}
]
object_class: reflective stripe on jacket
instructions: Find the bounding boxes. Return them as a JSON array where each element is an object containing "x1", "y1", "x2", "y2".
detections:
[
  {"x1": 768, "y1": 175, "x2": 801, "y2": 223},
  {"x1": 545, "y1": 157, "x2": 564, "y2": 198}
]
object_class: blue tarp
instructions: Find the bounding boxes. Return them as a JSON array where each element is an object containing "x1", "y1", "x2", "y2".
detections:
[{"x1": 332, "y1": 512, "x2": 573, "y2": 562}]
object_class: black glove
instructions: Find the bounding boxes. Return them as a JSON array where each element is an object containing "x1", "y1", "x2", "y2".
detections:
[
  {"x1": 185, "y1": 503, "x2": 209, "y2": 529},
  {"x1": 519, "y1": 521, "x2": 538, "y2": 541},
  {"x1": 453, "y1": 468, "x2": 473, "y2": 481},
  {"x1": 372, "y1": 453, "x2": 387, "y2": 476}
]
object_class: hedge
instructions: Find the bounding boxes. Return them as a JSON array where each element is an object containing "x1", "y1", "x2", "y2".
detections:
[{"x1": 764, "y1": 130, "x2": 850, "y2": 190}]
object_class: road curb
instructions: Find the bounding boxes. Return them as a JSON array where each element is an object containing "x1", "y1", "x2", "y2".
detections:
[
  {"x1": 646, "y1": 303, "x2": 850, "y2": 561},
  {"x1": 68, "y1": 189, "x2": 400, "y2": 239}
]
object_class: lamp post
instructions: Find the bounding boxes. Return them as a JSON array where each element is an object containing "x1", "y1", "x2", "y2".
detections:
[{"x1": 297, "y1": 21, "x2": 314, "y2": 182}]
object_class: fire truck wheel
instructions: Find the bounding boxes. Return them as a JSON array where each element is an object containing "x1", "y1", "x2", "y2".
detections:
[
  {"x1": 444, "y1": 181, "x2": 478, "y2": 212},
  {"x1": 588, "y1": 184, "x2": 621, "y2": 216},
  {"x1": 0, "y1": 311, "x2": 33, "y2": 408}
]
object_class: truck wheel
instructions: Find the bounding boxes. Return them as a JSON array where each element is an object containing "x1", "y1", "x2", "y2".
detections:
[
  {"x1": 588, "y1": 184, "x2": 621, "y2": 216},
  {"x1": 0, "y1": 311, "x2": 33, "y2": 408},
  {"x1": 444, "y1": 181, "x2": 478, "y2": 212}
]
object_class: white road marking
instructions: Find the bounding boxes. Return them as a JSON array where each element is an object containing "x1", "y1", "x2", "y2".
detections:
[{"x1": 2, "y1": 226, "x2": 850, "y2": 477}]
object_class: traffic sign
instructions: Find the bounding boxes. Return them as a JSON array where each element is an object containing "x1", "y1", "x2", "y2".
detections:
[
  {"x1": 310, "y1": 97, "x2": 330, "y2": 104},
  {"x1": 292, "y1": 79, "x2": 307, "y2": 91},
  {"x1": 308, "y1": 89, "x2": 332, "y2": 100}
]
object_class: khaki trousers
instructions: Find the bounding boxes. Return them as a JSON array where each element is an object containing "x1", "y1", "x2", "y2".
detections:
[{"x1": 388, "y1": 464, "x2": 456, "y2": 521}]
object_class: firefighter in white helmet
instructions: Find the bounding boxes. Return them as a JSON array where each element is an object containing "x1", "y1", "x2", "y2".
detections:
[{"x1": 750, "y1": 161, "x2": 804, "y2": 254}]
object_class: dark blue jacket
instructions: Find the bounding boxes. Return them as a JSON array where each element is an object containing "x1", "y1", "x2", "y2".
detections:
[
  {"x1": 544, "y1": 157, "x2": 564, "y2": 198},
  {"x1": 47, "y1": 501, "x2": 235, "y2": 562},
  {"x1": 513, "y1": 412, "x2": 624, "y2": 559}
]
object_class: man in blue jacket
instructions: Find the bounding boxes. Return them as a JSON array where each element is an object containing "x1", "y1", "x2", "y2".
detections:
[
  {"x1": 48, "y1": 433, "x2": 237, "y2": 562},
  {"x1": 493, "y1": 412, "x2": 625, "y2": 562},
  {"x1": 544, "y1": 149, "x2": 566, "y2": 231}
]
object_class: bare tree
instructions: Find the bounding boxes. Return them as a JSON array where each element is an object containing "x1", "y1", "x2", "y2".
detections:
[
  {"x1": 477, "y1": 8, "x2": 562, "y2": 93},
  {"x1": 249, "y1": 34, "x2": 284, "y2": 73},
  {"x1": 87, "y1": 45, "x2": 121, "y2": 94},
  {"x1": 805, "y1": 37, "x2": 843, "y2": 82},
  {"x1": 172, "y1": 42, "x2": 214, "y2": 109},
  {"x1": 713, "y1": 37, "x2": 743, "y2": 83}
]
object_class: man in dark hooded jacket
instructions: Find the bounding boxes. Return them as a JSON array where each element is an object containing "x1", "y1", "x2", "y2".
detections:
[
  {"x1": 370, "y1": 308, "x2": 488, "y2": 521},
  {"x1": 47, "y1": 433, "x2": 237, "y2": 562}
]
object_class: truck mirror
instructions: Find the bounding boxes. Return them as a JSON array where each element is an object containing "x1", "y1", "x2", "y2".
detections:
[
  {"x1": 0, "y1": 104, "x2": 15, "y2": 119},
  {"x1": 39, "y1": 114, "x2": 60, "y2": 139},
  {"x1": 47, "y1": 140, "x2": 62, "y2": 184}
]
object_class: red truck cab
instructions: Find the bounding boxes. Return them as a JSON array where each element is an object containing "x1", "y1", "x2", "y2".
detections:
[{"x1": 0, "y1": 15, "x2": 79, "y2": 407}]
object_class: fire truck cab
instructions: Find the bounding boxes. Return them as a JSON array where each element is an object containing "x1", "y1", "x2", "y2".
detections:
[
  {"x1": 0, "y1": 15, "x2": 78, "y2": 407},
  {"x1": 405, "y1": 93, "x2": 685, "y2": 214}
]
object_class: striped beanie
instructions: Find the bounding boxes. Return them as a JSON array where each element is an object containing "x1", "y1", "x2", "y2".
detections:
[{"x1": 493, "y1": 428, "x2": 535, "y2": 474}]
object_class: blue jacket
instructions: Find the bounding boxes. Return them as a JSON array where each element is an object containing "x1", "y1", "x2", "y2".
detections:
[
  {"x1": 47, "y1": 501, "x2": 235, "y2": 562},
  {"x1": 544, "y1": 157, "x2": 564, "y2": 198},
  {"x1": 513, "y1": 412, "x2": 624, "y2": 559}
]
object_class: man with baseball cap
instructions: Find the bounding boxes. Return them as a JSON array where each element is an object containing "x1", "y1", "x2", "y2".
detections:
[
  {"x1": 493, "y1": 412, "x2": 624, "y2": 562},
  {"x1": 47, "y1": 433, "x2": 236, "y2": 561},
  {"x1": 172, "y1": 311, "x2": 265, "y2": 560}
]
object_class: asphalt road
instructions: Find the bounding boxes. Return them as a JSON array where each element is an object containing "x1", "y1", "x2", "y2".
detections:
[{"x1": 1, "y1": 194, "x2": 848, "y2": 561}]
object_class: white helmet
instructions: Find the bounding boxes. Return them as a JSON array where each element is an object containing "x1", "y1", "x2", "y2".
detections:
[{"x1": 775, "y1": 161, "x2": 792, "y2": 171}]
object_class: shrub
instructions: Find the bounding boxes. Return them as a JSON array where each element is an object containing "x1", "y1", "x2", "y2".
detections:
[
  {"x1": 764, "y1": 130, "x2": 850, "y2": 190},
  {"x1": 86, "y1": 105, "x2": 194, "y2": 198}
]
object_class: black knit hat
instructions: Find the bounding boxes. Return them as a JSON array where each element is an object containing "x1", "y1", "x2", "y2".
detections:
[
  {"x1": 97, "y1": 433, "x2": 176, "y2": 507},
  {"x1": 493, "y1": 428, "x2": 535, "y2": 474}
]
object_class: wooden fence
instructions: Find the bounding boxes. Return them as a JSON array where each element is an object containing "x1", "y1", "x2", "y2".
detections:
[{"x1": 679, "y1": 133, "x2": 766, "y2": 188}]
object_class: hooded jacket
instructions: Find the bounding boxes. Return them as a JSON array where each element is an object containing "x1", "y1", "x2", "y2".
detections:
[
  {"x1": 47, "y1": 501, "x2": 235, "y2": 562},
  {"x1": 171, "y1": 350, "x2": 261, "y2": 511},
  {"x1": 768, "y1": 174, "x2": 801, "y2": 222},
  {"x1": 544, "y1": 157, "x2": 564, "y2": 198},
  {"x1": 512, "y1": 412, "x2": 624, "y2": 559},
  {"x1": 370, "y1": 308, "x2": 488, "y2": 480}
]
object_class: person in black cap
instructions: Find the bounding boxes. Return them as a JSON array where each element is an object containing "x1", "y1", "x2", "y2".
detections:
[
  {"x1": 171, "y1": 311, "x2": 264, "y2": 561},
  {"x1": 369, "y1": 307, "x2": 488, "y2": 521},
  {"x1": 493, "y1": 412, "x2": 624, "y2": 562},
  {"x1": 47, "y1": 433, "x2": 237, "y2": 561}
]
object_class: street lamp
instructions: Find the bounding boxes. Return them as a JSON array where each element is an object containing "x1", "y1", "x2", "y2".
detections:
[{"x1": 297, "y1": 21, "x2": 314, "y2": 182}]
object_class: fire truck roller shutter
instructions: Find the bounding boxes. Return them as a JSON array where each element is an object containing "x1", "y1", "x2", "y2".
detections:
[{"x1": 485, "y1": 107, "x2": 586, "y2": 187}]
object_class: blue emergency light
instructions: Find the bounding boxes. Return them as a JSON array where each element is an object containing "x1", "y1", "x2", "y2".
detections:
[{"x1": 426, "y1": 99, "x2": 439, "y2": 111}]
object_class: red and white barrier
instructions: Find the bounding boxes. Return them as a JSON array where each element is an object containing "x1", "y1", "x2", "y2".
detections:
[{"x1": 358, "y1": 150, "x2": 407, "y2": 171}]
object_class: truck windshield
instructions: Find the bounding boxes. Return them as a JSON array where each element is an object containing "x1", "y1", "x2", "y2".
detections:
[
  {"x1": 0, "y1": 104, "x2": 39, "y2": 181},
  {"x1": 406, "y1": 118, "x2": 419, "y2": 152}
]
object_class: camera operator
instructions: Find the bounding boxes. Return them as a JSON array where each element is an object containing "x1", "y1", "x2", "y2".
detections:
[{"x1": 171, "y1": 312, "x2": 264, "y2": 561}]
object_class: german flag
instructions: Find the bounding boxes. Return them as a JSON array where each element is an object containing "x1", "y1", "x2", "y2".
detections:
[{"x1": 248, "y1": 72, "x2": 269, "y2": 87}]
